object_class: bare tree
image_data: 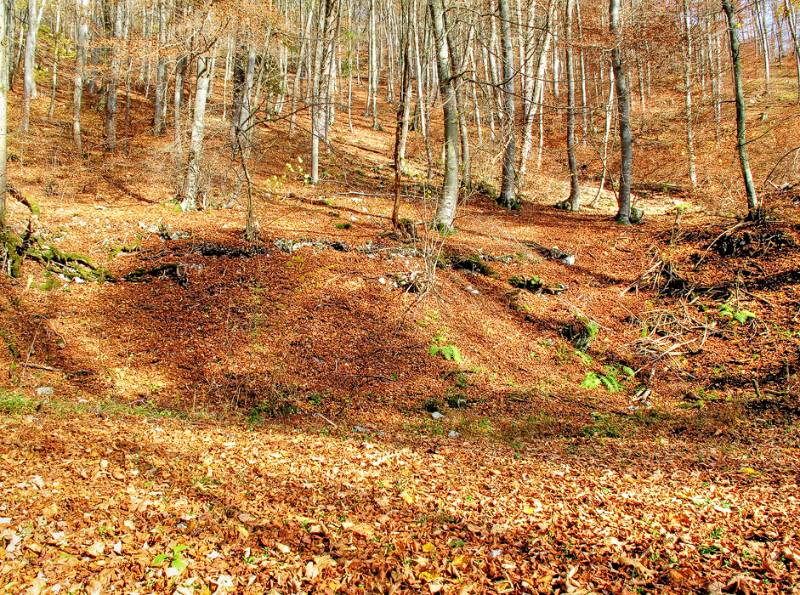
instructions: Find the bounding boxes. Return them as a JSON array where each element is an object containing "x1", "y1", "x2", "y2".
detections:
[
  {"x1": 722, "y1": 0, "x2": 760, "y2": 219},
  {"x1": 428, "y1": 0, "x2": 459, "y2": 230},
  {"x1": 498, "y1": 0, "x2": 517, "y2": 209},
  {"x1": 564, "y1": 0, "x2": 580, "y2": 210},
  {"x1": 73, "y1": 0, "x2": 90, "y2": 153},
  {"x1": 21, "y1": 0, "x2": 47, "y2": 133},
  {"x1": 682, "y1": 0, "x2": 697, "y2": 188},
  {"x1": 0, "y1": 0, "x2": 7, "y2": 227},
  {"x1": 105, "y1": 0, "x2": 125, "y2": 151},
  {"x1": 610, "y1": 0, "x2": 632, "y2": 224},
  {"x1": 181, "y1": 52, "x2": 212, "y2": 211}
]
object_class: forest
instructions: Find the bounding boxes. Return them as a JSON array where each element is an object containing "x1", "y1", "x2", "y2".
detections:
[{"x1": 0, "y1": 0, "x2": 799, "y2": 591}]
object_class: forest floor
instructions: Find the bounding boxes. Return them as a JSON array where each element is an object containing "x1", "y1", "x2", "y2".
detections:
[{"x1": 1, "y1": 68, "x2": 800, "y2": 593}]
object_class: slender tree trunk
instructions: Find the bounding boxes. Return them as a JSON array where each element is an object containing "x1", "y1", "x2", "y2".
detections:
[
  {"x1": 73, "y1": 0, "x2": 89, "y2": 153},
  {"x1": 591, "y1": 64, "x2": 615, "y2": 207},
  {"x1": 153, "y1": 0, "x2": 167, "y2": 134},
  {"x1": 393, "y1": 0, "x2": 411, "y2": 227},
  {"x1": 368, "y1": 0, "x2": 380, "y2": 129},
  {"x1": 722, "y1": 0, "x2": 760, "y2": 218},
  {"x1": 565, "y1": 0, "x2": 580, "y2": 210},
  {"x1": 498, "y1": 0, "x2": 517, "y2": 208},
  {"x1": 519, "y1": 0, "x2": 556, "y2": 182},
  {"x1": 105, "y1": 0, "x2": 124, "y2": 151},
  {"x1": 47, "y1": 1, "x2": 60, "y2": 119},
  {"x1": 173, "y1": 55, "x2": 187, "y2": 165},
  {"x1": 289, "y1": 6, "x2": 314, "y2": 135},
  {"x1": 683, "y1": 0, "x2": 697, "y2": 188},
  {"x1": 428, "y1": 0, "x2": 460, "y2": 230},
  {"x1": 412, "y1": 0, "x2": 433, "y2": 178},
  {"x1": 610, "y1": 0, "x2": 632, "y2": 223},
  {"x1": 311, "y1": 0, "x2": 337, "y2": 184},
  {"x1": 754, "y1": 0, "x2": 770, "y2": 92},
  {"x1": 0, "y1": 0, "x2": 7, "y2": 227},
  {"x1": 22, "y1": 0, "x2": 44, "y2": 133},
  {"x1": 786, "y1": 0, "x2": 800, "y2": 102}
]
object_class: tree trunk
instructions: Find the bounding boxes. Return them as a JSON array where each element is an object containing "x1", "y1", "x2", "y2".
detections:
[
  {"x1": 519, "y1": 0, "x2": 556, "y2": 183},
  {"x1": 498, "y1": 0, "x2": 517, "y2": 208},
  {"x1": 311, "y1": 0, "x2": 338, "y2": 184},
  {"x1": 722, "y1": 0, "x2": 760, "y2": 218},
  {"x1": 181, "y1": 54, "x2": 212, "y2": 211},
  {"x1": 682, "y1": 0, "x2": 697, "y2": 188},
  {"x1": 786, "y1": 0, "x2": 800, "y2": 102},
  {"x1": 21, "y1": 0, "x2": 44, "y2": 133},
  {"x1": 610, "y1": 0, "x2": 632, "y2": 223},
  {"x1": 0, "y1": 0, "x2": 7, "y2": 227},
  {"x1": 173, "y1": 55, "x2": 187, "y2": 165},
  {"x1": 47, "y1": 1, "x2": 60, "y2": 119},
  {"x1": 153, "y1": 0, "x2": 167, "y2": 135},
  {"x1": 565, "y1": 0, "x2": 580, "y2": 210},
  {"x1": 428, "y1": 0, "x2": 460, "y2": 230},
  {"x1": 73, "y1": 0, "x2": 89, "y2": 153},
  {"x1": 105, "y1": 0, "x2": 124, "y2": 151}
]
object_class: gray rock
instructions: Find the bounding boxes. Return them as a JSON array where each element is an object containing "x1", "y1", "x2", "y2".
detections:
[
  {"x1": 431, "y1": 411, "x2": 445, "y2": 420},
  {"x1": 448, "y1": 430, "x2": 460, "y2": 438},
  {"x1": 35, "y1": 386, "x2": 54, "y2": 398}
]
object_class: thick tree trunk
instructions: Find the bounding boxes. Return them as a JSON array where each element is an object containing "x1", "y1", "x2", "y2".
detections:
[
  {"x1": 722, "y1": 0, "x2": 760, "y2": 218},
  {"x1": 610, "y1": 0, "x2": 632, "y2": 224},
  {"x1": 428, "y1": 0, "x2": 460, "y2": 230},
  {"x1": 181, "y1": 55, "x2": 212, "y2": 211}
]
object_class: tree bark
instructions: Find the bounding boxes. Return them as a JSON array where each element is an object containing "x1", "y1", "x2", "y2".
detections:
[
  {"x1": 181, "y1": 54, "x2": 212, "y2": 211},
  {"x1": 73, "y1": 0, "x2": 90, "y2": 153},
  {"x1": 498, "y1": 0, "x2": 517, "y2": 208},
  {"x1": 722, "y1": 0, "x2": 760, "y2": 218},
  {"x1": 682, "y1": 0, "x2": 697, "y2": 187},
  {"x1": 0, "y1": 0, "x2": 7, "y2": 227},
  {"x1": 565, "y1": 0, "x2": 580, "y2": 210},
  {"x1": 22, "y1": 0, "x2": 46, "y2": 133},
  {"x1": 47, "y1": 1, "x2": 60, "y2": 119},
  {"x1": 105, "y1": 0, "x2": 125, "y2": 151},
  {"x1": 428, "y1": 0, "x2": 459, "y2": 230},
  {"x1": 610, "y1": 0, "x2": 632, "y2": 224}
]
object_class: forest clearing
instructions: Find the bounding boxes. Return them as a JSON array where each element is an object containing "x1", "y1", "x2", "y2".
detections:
[{"x1": 1, "y1": 0, "x2": 800, "y2": 592}]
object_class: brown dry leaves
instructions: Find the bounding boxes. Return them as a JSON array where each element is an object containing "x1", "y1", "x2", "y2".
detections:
[{"x1": 1, "y1": 410, "x2": 798, "y2": 593}]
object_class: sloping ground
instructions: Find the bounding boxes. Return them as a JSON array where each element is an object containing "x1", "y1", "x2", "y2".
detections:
[{"x1": 2, "y1": 58, "x2": 800, "y2": 593}]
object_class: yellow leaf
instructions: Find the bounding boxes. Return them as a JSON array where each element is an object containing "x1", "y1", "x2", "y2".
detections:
[
  {"x1": 235, "y1": 525, "x2": 249, "y2": 539},
  {"x1": 419, "y1": 571, "x2": 439, "y2": 582},
  {"x1": 452, "y1": 555, "x2": 465, "y2": 567},
  {"x1": 523, "y1": 506, "x2": 535, "y2": 515},
  {"x1": 400, "y1": 490, "x2": 414, "y2": 505},
  {"x1": 739, "y1": 467, "x2": 758, "y2": 475},
  {"x1": 422, "y1": 542, "x2": 436, "y2": 553}
]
